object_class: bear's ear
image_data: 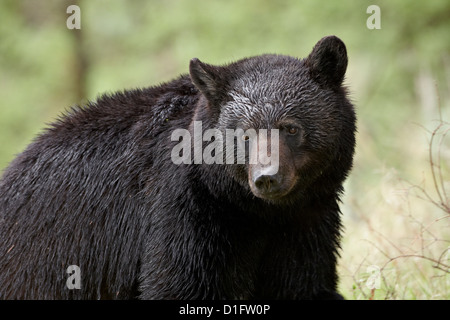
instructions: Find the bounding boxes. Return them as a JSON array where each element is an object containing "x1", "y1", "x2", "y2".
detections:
[
  {"x1": 189, "y1": 58, "x2": 226, "y2": 104},
  {"x1": 304, "y1": 36, "x2": 348, "y2": 89}
]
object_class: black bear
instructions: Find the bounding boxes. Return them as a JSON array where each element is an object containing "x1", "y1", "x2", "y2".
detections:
[{"x1": 0, "y1": 35, "x2": 356, "y2": 299}]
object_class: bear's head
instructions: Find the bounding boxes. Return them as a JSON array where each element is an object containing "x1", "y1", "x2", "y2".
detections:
[{"x1": 189, "y1": 36, "x2": 356, "y2": 205}]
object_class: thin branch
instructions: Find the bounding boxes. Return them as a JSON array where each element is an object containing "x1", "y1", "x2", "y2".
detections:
[
  {"x1": 381, "y1": 254, "x2": 450, "y2": 274},
  {"x1": 428, "y1": 122, "x2": 446, "y2": 208},
  {"x1": 437, "y1": 126, "x2": 450, "y2": 209}
]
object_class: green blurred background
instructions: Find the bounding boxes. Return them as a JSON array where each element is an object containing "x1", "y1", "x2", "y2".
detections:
[{"x1": 0, "y1": 0, "x2": 449, "y2": 299}]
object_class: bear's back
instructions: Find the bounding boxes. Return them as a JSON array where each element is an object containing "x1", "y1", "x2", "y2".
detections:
[{"x1": 0, "y1": 75, "x2": 198, "y2": 299}]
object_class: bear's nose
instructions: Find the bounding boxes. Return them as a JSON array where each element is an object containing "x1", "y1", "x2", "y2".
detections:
[{"x1": 253, "y1": 174, "x2": 281, "y2": 194}]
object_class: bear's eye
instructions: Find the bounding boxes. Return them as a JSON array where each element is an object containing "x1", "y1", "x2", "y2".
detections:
[
  {"x1": 242, "y1": 134, "x2": 250, "y2": 141},
  {"x1": 287, "y1": 126, "x2": 298, "y2": 135}
]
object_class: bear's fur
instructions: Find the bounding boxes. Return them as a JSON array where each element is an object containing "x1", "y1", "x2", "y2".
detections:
[{"x1": 0, "y1": 35, "x2": 356, "y2": 299}]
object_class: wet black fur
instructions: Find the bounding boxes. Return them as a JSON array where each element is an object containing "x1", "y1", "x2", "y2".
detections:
[{"x1": 0, "y1": 36, "x2": 355, "y2": 299}]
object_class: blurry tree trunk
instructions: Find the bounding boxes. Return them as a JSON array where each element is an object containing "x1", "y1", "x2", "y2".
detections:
[
  {"x1": 72, "y1": 27, "x2": 89, "y2": 103},
  {"x1": 70, "y1": 0, "x2": 89, "y2": 103}
]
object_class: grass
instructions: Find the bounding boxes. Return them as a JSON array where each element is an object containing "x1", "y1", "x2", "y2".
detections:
[{"x1": 339, "y1": 114, "x2": 450, "y2": 300}]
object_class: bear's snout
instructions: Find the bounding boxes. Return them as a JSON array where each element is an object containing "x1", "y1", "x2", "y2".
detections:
[
  {"x1": 249, "y1": 164, "x2": 296, "y2": 201},
  {"x1": 253, "y1": 172, "x2": 281, "y2": 195}
]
